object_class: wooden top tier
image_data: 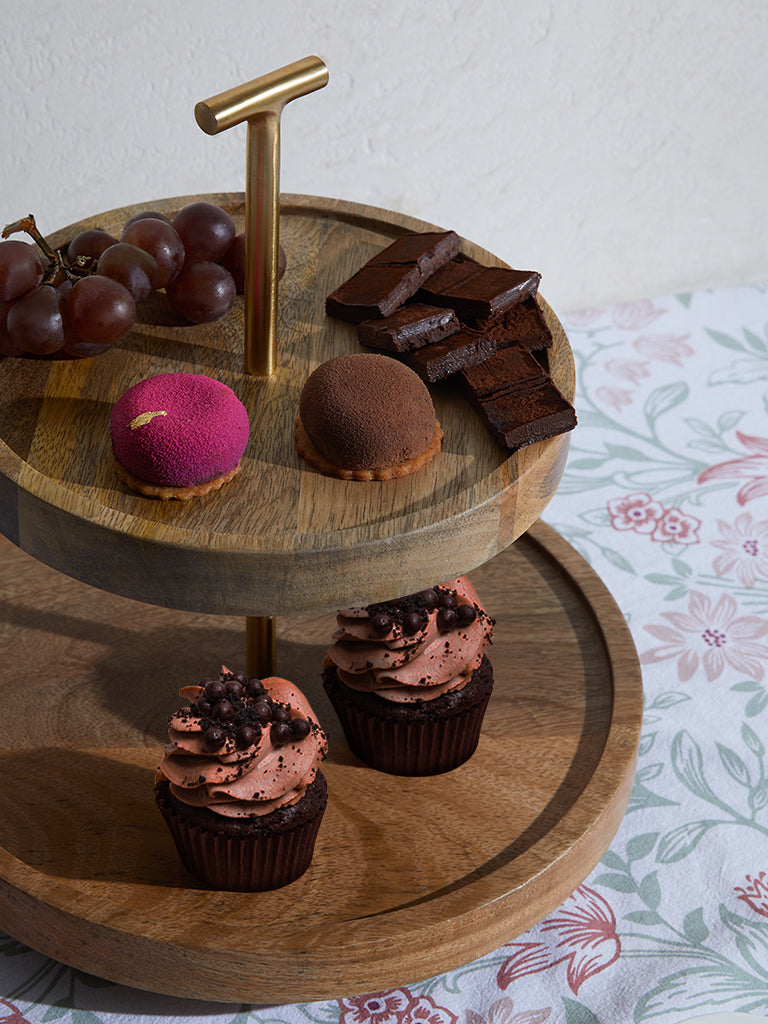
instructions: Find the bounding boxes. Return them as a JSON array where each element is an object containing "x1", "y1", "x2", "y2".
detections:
[{"x1": 0, "y1": 194, "x2": 574, "y2": 615}]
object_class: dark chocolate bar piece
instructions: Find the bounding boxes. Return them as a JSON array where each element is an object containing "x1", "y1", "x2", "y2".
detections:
[
  {"x1": 325, "y1": 264, "x2": 423, "y2": 322},
  {"x1": 404, "y1": 327, "x2": 496, "y2": 383},
  {"x1": 419, "y1": 258, "x2": 541, "y2": 320},
  {"x1": 326, "y1": 231, "x2": 460, "y2": 323},
  {"x1": 358, "y1": 303, "x2": 460, "y2": 352},
  {"x1": 367, "y1": 230, "x2": 460, "y2": 272},
  {"x1": 461, "y1": 348, "x2": 576, "y2": 451},
  {"x1": 477, "y1": 296, "x2": 553, "y2": 352}
]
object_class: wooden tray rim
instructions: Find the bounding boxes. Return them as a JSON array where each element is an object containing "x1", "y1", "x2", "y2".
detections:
[{"x1": 0, "y1": 520, "x2": 642, "y2": 1001}]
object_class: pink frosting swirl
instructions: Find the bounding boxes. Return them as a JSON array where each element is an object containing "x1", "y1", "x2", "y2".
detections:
[
  {"x1": 327, "y1": 576, "x2": 493, "y2": 702},
  {"x1": 158, "y1": 671, "x2": 327, "y2": 818}
]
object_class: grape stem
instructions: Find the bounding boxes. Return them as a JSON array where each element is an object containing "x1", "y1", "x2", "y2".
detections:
[{"x1": 2, "y1": 213, "x2": 91, "y2": 283}]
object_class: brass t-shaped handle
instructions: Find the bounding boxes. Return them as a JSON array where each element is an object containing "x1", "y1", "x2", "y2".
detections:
[{"x1": 195, "y1": 56, "x2": 329, "y2": 377}]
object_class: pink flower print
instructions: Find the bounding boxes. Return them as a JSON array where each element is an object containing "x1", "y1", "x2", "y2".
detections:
[
  {"x1": 403, "y1": 996, "x2": 458, "y2": 1024},
  {"x1": 604, "y1": 358, "x2": 651, "y2": 384},
  {"x1": 466, "y1": 996, "x2": 551, "y2": 1024},
  {"x1": 497, "y1": 886, "x2": 620, "y2": 995},
  {"x1": 0, "y1": 1002, "x2": 33, "y2": 1024},
  {"x1": 341, "y1": 990, "x2": 412, "y2": 1024},
  {"x1": 735, "y1": 871, "x2": 768, "y2": 918},
  {"x1": 641, "y1": 590, "x2": 768, "y2": 682},
  {"x1": 632, "y1": 334, "x2": 694, "y2": 366},
  {"x1": 596, "y1": 385, "x2": 633, "y2": 412},
  {"x1": 340, "y1": 991, "x2": 457, "y2": 1024},
  {"x1": 565, "y1": 307, "x2": 606, "y2": 328},
  {"x1": 698, "y1": 432, "x2": 768, "y2": 506},
  {"x1": 651, "y1": 507, "x2": 701, "y2": 545},
  {"x1": 608, "y1": 492, "x2": 665, "y2": 534},
  {"x1": 711, "y1": 513, "x2": 768, "y2": 587},
  {"x1": 612, "y1": 300, "x2": 666, "y2": 330}
]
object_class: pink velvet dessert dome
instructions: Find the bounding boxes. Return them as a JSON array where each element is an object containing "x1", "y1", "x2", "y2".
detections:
[{"x1": 110, "y1": 372, "x2": 249, "y2": 490}]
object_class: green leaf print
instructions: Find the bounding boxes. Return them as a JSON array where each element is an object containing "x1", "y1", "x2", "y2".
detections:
[
  {"x1": 626, "y1": 833, "x2": 659, "y2": 862},
  {"x1": 644, "y1": 382, "x2": 689, "y2": 424},
  {"x1": 562, "y1": 996, "x2": 602, "y2": 1024},
  {"x1": 707, "y1": 327, "x2": 749, "y2": 352},
  {"x1": 671, "y1": 732, "x2": 721, "y2": 804},
  {"x1": 634, "y1": 961, "x2": 768, "y2": 1021},
  {"x1": 719, "y1": 906, "x2": 768, "y2": 980},
  {"x1": 656, "y1": 820, "x2": 719, "y2": 863},
  {"x1": 683, "y1": 907, "x2": 710, "y2": 945},
  {"x1": 717, "y1": 744, "x2": 752, "y2": 787},
  {"x1": 709, "y1": 357, "x2": 768, "y2": 385}
]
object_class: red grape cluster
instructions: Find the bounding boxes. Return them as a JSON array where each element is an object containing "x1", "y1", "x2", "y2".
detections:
[{"x1": 0, "y1": 201, "x2": 284, "y2": 359}]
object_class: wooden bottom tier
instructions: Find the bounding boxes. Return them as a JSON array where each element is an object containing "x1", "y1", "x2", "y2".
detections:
[{"x1": 0, "y1": 521, "x2": 642, "y2": 1004}]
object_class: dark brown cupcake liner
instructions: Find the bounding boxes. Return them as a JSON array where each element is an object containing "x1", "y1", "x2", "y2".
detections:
[
  {"x1": 155, "y1": 773, "x2": 327, "y2": 891},
  {"x1": 323, "y1": 656, "x2": 494, "y2": 776}
]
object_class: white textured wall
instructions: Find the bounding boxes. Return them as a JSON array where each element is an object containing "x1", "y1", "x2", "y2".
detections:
[{"x1": 1, "y1": 0, "x2": 766, "y2": 313}]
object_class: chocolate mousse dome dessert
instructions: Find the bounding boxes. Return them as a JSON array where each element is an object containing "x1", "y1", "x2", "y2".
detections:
[{"x1": 295, "y1": 352, "x2": 443, "y2": 480}]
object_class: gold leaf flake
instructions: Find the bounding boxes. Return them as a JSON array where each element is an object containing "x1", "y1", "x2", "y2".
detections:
[{"x1": 129, "y1": 410, "x2": 168, "y2": 430}]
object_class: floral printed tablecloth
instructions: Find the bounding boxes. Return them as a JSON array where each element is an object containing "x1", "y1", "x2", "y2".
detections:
[{"x1": 2, "y1": 282, "x2": 768, "y2": 1024}]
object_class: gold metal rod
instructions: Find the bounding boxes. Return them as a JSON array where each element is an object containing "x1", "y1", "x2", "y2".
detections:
[
  {"x1": 194, "y1": 56, "x2": 329, "y2": 378},
  {"x1": 245, "y1": 113, "x2": 280, "y2": 377},
  {"x1": 194, "y1": 56, "x2": 329, "y2": 136},
  {"x1": 246, "y1": 615, "x2": 277, "y2": 678}
]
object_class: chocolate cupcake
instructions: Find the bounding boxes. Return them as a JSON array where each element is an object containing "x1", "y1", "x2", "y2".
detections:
[
  {"x1": 323, "y1": 577, "x2": 494, "y2": 775},
  {"x1": 155, "y1": 667, "x2": 328, "y2": 890}
]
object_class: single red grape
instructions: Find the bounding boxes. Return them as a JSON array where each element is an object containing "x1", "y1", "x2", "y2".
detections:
[
  {"x1": 97, "y1": 242, "x2": 159, "y2": 304},
  {"x1": 0, "y1": 301, "x2": 28, "y2": 356},
  {"x1": 7, "y1": 284, "x2": 65, "y2": 355},
  {"x1": 166, "y1": 261, "x2": 236, "y2": 324},
  {"x1": 67, "y1": 229, "x2": 119, "y2": 264},
  {"x1": 120, "y1": 218, "x2": 184, "y2": 289},
  {"x1": 0, "y1": 239, "x2": 45, "y2": 302},
  {"x1": 172, "y1": 201, "x2": 235, "y2": 263},
  {"x1": 67, "y1": 275, "x2": 136, "y2": 345},
  {"x1": 123, "y1": 210, "x2": 173, "y2": 231}
]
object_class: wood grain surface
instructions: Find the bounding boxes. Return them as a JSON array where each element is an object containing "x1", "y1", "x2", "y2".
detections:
[
  {"x1": 0, "y1": 194, "x2": 574, "y2": 615},
  {"x1": 0, "y1": 520, "x2": 642, "y2": 1004}
]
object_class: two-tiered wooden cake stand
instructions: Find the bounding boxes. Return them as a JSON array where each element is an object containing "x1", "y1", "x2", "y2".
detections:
[{"x1": 0, "y1": 191, "x2": 642, "y2": 1004}]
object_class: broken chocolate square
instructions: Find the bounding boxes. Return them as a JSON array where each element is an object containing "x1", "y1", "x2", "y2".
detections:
[
  {"x1": 461, "y1": 348, "x2": 576, "y2": 451},
  {"x1": 404, "y1": 327, "x2": 496, "y2": 383},
  {"x1": 477, "y1": 296, "x2": 553, "y2": 352},
  {"x1": 419, "y1": 258, "x2": 541, "y2": 320},
  {"x1": 326, "y1": 231, "x2": 460, "y2": 323},
  {"x1": 357, "y1": 303, "x2": 460, "y2": 352}
]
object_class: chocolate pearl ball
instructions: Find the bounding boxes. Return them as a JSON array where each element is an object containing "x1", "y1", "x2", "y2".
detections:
[
  {"x1": 233, "y1": 671, "x2": 248, "y2": 685},
  {"x1": 226, "y1": 679, "x2": 245, "y2": 699},
  {"x1": 420, "y1": 588, "x2": 439, "y2": 610},
  {"x1": 212, "y1": 699, "x2": 235, "y2": 721},
  {"x1": 371, "y1": 612, "x2": 393, "y2": 636},
  {"x1": 196, "y1": 697, "x2": 213, "y2": 715},
  {"x1": 236, "y1": 725, "x2": 257, "y2": 749},
  {"x1": 254, "y1": 699, "x2": 272, "y2": 723},
  {"x1": 271, "y1": 704, "x2": 290, "y2": 723},
  {"x1": 271, "y1": 721, "x2": 292, "y2": 744},
  {"x1": 403, "y1": 610, "x2": 425, "y2": 635},
  {"x1": 438, "y1": 591, "x2": 457, "y2": 609},
  {"x1": 203, "y1": 725, "x2": 226, "y2": 749},
  {"x1": 246, "y1": 678, "x2": 265, "y2": 698},
  {"x1": 437, "y1": 607, "x2": 458, "y2": 631},
  {"x1": 457, "y1": 603, "x2": 477, "y2": 626},
  {"x1": 204, "y1": 678, "x2": 226, "y2": 702},
  {"x1": 291, "y1": 717, "x2": 311, "y2": 739}
]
